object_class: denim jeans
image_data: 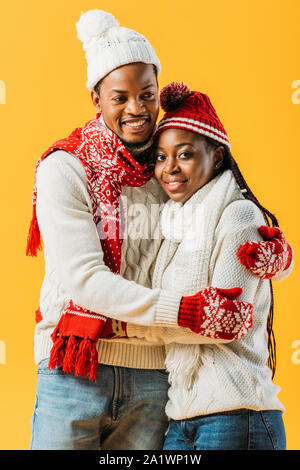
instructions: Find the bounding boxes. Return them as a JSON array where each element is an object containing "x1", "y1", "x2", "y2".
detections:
[
  {"x1": 163, "y1": 409, "x2": 286, "y2": 450},
  {"x1": 30, "y1": 358, "x2": 169, "y2": 450}
]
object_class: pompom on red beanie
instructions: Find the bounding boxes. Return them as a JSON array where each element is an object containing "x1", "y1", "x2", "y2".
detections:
[{"x1": 155, "y1": 82, "x2": 231, "y2": 150}]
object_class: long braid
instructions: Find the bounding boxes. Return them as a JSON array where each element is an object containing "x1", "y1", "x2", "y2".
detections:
[
  {"x1": 204, "y1": 136, "x2": 278, "y2": 378},
  {"x1": 226, "y1": 152, "x2": 277, "y2": 378},
  {"x1": 226, "y1": 154, "x2": 279, "y2": 227}
]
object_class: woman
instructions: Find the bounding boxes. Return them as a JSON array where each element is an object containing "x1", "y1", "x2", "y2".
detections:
[{"x1": 132, "y1": 82, "x2": 291, "y2": 450}]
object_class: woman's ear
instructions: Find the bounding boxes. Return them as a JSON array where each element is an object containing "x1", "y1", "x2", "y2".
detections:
[{"x1": 213, "y1": 146, "x2": 225, "y2": 170}]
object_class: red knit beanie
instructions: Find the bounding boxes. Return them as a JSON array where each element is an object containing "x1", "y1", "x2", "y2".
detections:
[{"x1": 155, "y1": 82, "x2": 231, "y2": 150}]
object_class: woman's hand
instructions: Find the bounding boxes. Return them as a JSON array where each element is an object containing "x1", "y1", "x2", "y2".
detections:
[
  {"x1": 178, "y1": 286, "x2": 253, "y2": 340},
  {"x1": 237, "y1": 226, "x2": 292, "y2": 279},
  {"x1": 100, "y1": 319, "x2": 128, "y2": 338}
]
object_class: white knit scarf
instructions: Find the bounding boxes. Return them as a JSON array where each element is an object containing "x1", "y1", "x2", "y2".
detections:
[{"x1": 153, "y1": 169, "x2": 244, "y2": 389}]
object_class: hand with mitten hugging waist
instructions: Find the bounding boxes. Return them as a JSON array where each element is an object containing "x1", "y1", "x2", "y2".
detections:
[{"x1": 101, "y1": 318, "x2": 128, "y2": 338}]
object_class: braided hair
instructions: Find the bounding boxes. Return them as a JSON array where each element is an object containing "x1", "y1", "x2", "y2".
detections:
[{"x1": 203, "y1": 136, "x2": 277, "y2": 378}]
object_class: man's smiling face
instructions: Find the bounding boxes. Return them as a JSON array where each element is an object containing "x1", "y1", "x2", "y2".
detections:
[{"x1": 91, "y1": 62, "x2": 159, "y2": 145}]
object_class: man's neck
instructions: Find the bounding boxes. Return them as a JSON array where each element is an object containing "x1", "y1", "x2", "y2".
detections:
[
  {"x1": 99, "y1": 113, "x2": 155, "y2": 165},
  {"x1": 121, "y1": 137, "x2": 154, "y2": 165}
]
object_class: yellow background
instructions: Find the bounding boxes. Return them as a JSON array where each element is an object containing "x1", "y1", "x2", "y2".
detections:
[{"x1": 0, "y1": 0, "x2": 299, "y2": 450}]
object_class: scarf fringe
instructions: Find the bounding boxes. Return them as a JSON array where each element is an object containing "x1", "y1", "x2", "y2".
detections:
[
  {"x1": 48, "y1": 336, "x2": 66, "y2": 369},
  {"x1": 75, "y1": 337, "x2": 92, "y2": 378},
  {"x1": 48, "y1": 331, "x2": 98, "y2": 381},
  {"x1": 26, "y1": 205, "x2": 42, "y2": 257},
  {"x1": 63, "y1": 335, "x2": 77, "y2": 373}
]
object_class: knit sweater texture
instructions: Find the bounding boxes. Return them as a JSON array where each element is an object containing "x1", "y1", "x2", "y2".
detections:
[
  {"x1": 34, "y1": 149, "x2": 182, "y2": 369},
  {"x1": 34, "y1": 145, "x2": 291, "y2": 405},
  {"x1": 130, "y1": 170, "x2": 287, "y2": 418}
]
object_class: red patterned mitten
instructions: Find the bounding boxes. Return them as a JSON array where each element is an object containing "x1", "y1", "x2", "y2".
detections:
[
  {"x1": 101, "y1": 319, "x2": 128, "y2": 339},
  {"x1": 237, "y1": 226, "x2": 292, "y2": 279},
  {"x1": 178, "y1": 286, "x2": 253, "y2": 340}
]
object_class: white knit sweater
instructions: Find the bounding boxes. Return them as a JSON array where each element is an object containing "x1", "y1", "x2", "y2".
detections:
[
  {"x1": 34, "y1": 146, "x2": 291, "y2": 413},
  {"x1": 130, "y1": 170, "x2": 288, "y2": 418},
  {"x1": 34, "y1": 150, "x2": 182, "y2": 369}
]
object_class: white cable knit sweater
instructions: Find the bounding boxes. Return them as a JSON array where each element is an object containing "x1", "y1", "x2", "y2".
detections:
[
  {"x1": 34, "y1": 149, "x2": 183, "y2": 369},
  {"x1": 34, "y1": 144, "x2": 291, "y2": 415},
  {"x1": 132, "y1": 170, "x2": 286, "y2": 419}
]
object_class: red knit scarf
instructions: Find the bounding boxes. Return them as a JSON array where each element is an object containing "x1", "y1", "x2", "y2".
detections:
[{"x1": 26, "y1": 114, "x2": 153, "y2": 380}]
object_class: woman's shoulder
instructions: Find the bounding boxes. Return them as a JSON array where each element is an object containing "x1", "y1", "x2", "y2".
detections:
[{"x1": 219, "y1": 198, "x2": 266, "y2": 232}]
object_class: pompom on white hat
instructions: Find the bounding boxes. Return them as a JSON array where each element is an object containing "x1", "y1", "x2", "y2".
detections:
[{"x1": 76, "y1": 9, "x2": 161, "y2": 90}]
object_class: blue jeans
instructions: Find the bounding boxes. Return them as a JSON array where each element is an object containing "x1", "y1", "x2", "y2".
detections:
[
  {"x1": 30, "y1": 359, "x2": 169, "y2": 450},
  {"x1": 163, "y1": 409, "x2": 286, "y2": 450}
]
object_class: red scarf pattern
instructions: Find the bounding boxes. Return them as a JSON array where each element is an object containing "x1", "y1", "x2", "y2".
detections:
[{"x1": 26, "y1": 114, "x2": 153, "y2": 380}]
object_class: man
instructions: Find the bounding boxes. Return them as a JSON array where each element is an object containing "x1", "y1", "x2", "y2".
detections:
[{"x1": 27, "y1": 9, "x2": 292, "y2": 450}]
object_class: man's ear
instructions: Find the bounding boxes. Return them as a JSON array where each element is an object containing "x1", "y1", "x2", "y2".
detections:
[
  {"x1": 91, "y1": 90, "x2": 102, "y2": 112},
  {"x1": 213, "y1": 146, "x2": 225, "y2": 170}
]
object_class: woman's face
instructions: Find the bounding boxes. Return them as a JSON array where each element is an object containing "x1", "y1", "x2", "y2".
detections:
[{"x1": 154, "y1": 128, "x2": 224, "y2": 203}]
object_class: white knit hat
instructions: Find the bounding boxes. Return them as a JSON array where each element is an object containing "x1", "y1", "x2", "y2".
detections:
[{"x1": 76, "y1": 9, "x2": 161, "y2": 90}]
